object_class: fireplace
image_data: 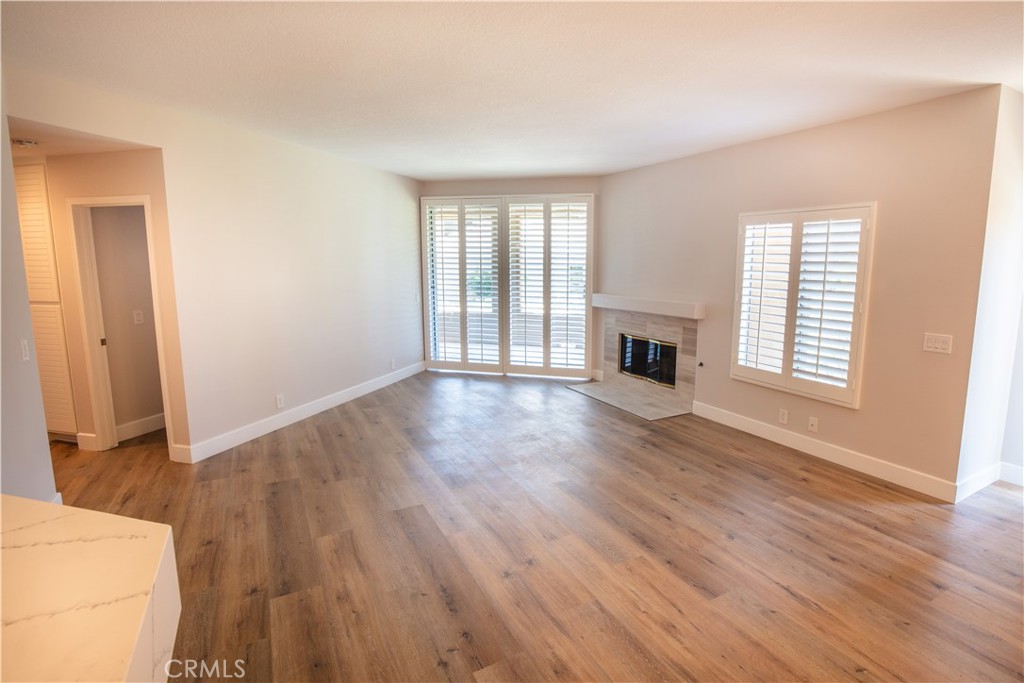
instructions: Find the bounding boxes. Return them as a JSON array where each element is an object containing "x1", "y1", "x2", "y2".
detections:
[
  {"x1": 569, "y1": 296, "x2": 701, "y2": 420},
  {"x1": 619, "y1": 333, "x2": 677, "y2": 387}
]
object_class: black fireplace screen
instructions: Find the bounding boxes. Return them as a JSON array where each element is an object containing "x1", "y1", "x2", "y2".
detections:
[{"x1": 619, "y1": 334, "x2": 677, "y2": 387}]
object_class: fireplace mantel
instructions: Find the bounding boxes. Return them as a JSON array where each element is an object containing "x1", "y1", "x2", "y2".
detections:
[{"x1": 591, "y1": 293, "x2": 706, "y2": 320}]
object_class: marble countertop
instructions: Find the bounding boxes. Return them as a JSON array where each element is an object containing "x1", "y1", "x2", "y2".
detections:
[{"x1": 1, "y1": 494, "x2": 181, "y2": 682}]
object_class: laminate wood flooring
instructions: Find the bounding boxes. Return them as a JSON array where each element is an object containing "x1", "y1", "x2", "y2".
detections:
[{"x1": 50, "y1": 372, "x2": 1024, "y2": 682}]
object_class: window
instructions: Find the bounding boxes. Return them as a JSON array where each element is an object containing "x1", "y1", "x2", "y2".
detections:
[
  {"x1": 731, "y1": 204, "x2": 875, "y2": 407},
  {"x1": 422, "y1": 195, "x2": 592, "y2": 378},
  {"x1": 424, "y1": 203, "x2": 463, "y2": 364}
]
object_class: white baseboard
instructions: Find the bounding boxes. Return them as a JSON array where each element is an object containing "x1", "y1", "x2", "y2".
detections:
[
  {"x1": 116, "y1": 413, "x2": 165, "y2": 441},
  {"x1": 1000, "y1": 462, "x2": 1024, "y2": 486},
  {"x1": 954, "y1": 462, "x2": 1003, "y2": 502},
  {"x1": 167, "y1": 443, "x2": 192, "y2": 464},
  {"x1": 692, "y1": 401, "x2": 957, "y2": 502},
  {"x1": 76, "y1": 432, "x2": 99, "y2": 451},
  {"x1": 51, "y1": 492, "x2": 63, "y2": 505},
  {"x1": 183, "y1": 362, "x2": 426, "y2": 464}
]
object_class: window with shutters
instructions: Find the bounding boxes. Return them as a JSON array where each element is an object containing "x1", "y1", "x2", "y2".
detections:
[
  {"x1": 508, "y1": 202, "x2": 546, "y2": 368},
  {"x1": 731, "y1": 204, "x2": 875, "y2": 407},
  {"x1": 424, "y1": 203, "x2": 463, "y2": 364},
  {"x1": 422, "y1": 195, "x2": 592, "y2": 378}
]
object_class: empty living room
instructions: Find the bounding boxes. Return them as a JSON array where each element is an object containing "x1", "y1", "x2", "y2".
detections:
[{"x1": 1, "y1": 2, "x2": 1021, "y2": 682}]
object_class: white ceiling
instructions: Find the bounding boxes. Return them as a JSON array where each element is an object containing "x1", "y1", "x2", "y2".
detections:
[
  {"x1": 2, "y1": 2, "x2": 1021, "y2": 180},
  {"x1": 7, "y1": 117, "x2": 154, "y2": 159}
]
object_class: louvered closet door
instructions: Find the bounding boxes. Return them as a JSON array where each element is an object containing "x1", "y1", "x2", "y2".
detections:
[
  {"x1": 15, "y1": 165, "x2": 78, "y2": 434},
  {"x1": 30, "y1": 304, "x2": 78, "y2": 433}
]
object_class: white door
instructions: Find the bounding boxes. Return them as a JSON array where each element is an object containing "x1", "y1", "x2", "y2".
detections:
[{"x1": 14, "y1": 165, "x2": 78, "y2": 435}]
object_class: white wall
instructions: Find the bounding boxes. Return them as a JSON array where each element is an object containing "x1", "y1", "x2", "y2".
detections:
[
  {"x1": 1, "y1": 113, "x2": 60, "y2": 503},
  {"x1": 957, "y1": 86, "x2": 1024, "y2": 498},
  {"x1": 91, "y1": 206, "x2": 164, "y2": 429},
  {"x1": 5, "y1": 67, "x2": 423, "y2": 462},
  {"x1": 598, "y1": 86, "x2": 1005, "y2": 500}
]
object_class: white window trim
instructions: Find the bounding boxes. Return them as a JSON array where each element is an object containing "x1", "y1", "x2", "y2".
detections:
[{"x1": 730, "y1": 202, "x2": 876, "y2": 408}]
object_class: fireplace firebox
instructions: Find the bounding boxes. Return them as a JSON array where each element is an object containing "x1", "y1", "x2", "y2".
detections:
[{"x1": 619, "y1": 333, "x2": 677, "y2": 387}]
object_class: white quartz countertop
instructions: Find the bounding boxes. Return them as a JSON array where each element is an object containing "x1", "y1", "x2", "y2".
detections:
[{"x1": 1, "y1": 494, "x2": 181, "y2": 682}]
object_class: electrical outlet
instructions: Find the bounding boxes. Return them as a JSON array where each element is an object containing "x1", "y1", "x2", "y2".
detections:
[
  {"x1": 133, "y1": 310, "x2": 145, "y2": 325},
  {"x1": 20, "y1": 339, "x2": 30, "y2": 362},
  {"x1": 778, "y1": 408, "x2": 788, "y2": 425},
  {"x1": 275, "y1": 393, "x2": 285, "y2": 409},
  {"x1": 808, "y1": 416, "x2": 819, "y2": 433}
]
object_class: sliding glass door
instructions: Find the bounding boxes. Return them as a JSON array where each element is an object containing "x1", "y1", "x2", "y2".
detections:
[{"x1": 422, "y1": 195, "x2": 592, "y2": 378}]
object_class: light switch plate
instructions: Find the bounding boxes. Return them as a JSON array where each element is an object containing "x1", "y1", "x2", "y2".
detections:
[{"x1": 924, "y1": 333, "x2": 953, "y2": 354}]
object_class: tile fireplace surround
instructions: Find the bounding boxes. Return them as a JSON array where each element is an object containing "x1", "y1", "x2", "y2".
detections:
[{"x1": 570, "y1": 294, "x2": 704, "y2": 420}]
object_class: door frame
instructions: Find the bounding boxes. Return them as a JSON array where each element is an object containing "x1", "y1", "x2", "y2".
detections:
[{"x1": 66, "y1": 196, "x2": 177, "y2": 451}]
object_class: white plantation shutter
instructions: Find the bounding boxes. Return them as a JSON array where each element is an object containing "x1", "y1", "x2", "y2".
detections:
[
  {"x1": 508, "y1": 203, "x2": 546, "y2": 367},
  {"x1": 736, "y1": 220, "x2": 792, "y2": 374},
  {"x1": 793, "y1": 218, "x2": 862, "y2": 387},
  {"x1": 549, "y1": 203, "x2": 588, "y2": 369},
  {"x1": 731, "y1": 205, "x2": 874, "y2": 407},
  {"x1": 422, "y1": 195, "x2": 591, "y2": 378},
  {"x1": 425, "y1": 203, "x2": 462, "y2": 363},
  {"x1": 464, "y1": 204, "x2": 500, "y2": 364}
]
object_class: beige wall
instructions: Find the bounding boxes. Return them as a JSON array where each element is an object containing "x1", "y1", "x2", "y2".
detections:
[
  {"x1": 598, "y1": 86, "x2": 1003, "y2": 489},
  {"x1": 5, "y1": 67, "x2": 422, "y2": 461},
  {"x1": 1, "y1": 113, "x2": 59, "y2": 503},
  {"x1": 43, "y1": 149, "x2": 189, "y2": 451},
  {"x1": 421, "y1": 177, "x2": 601, "y2": 197},
  {"x1": 91, "y1": 206, "x2": 164, "y2": 427}
]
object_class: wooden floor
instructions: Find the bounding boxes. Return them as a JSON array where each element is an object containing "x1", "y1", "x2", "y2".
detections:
[{"x1": 52, "y1": 372, "x2": 1023, "y2": 682}]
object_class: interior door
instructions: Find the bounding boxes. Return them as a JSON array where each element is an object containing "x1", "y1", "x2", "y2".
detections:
[{"x1": 14, "y1": 164, "x2": 78, "y2": 435}]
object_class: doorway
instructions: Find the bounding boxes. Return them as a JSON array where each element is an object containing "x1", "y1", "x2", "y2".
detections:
[
  {"x1": 69, "y1": 197, "x2": 177, "y2": 452},
  {"x1": 90, "y1": 206, "x2": 164, "y2": 440}
]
